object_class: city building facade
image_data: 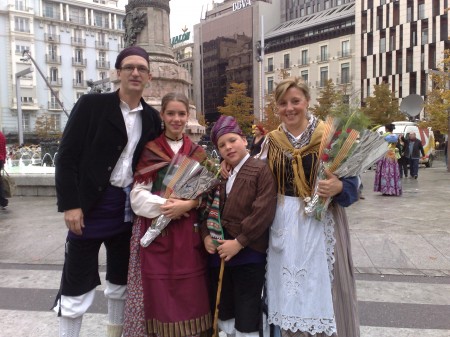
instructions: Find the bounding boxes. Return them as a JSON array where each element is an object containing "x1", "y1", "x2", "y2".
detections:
[
  {"x1": 193, "y1": 0, "x2": 281, "y2": 124},
  {"x1": 0, "y1": 0, "x2": 125, "y2": 142},
  {"x1": 356, "y1": 0, "x2": 449, "y2": 119},
  {"x1": 264, "y1": 1, "x2": 356, "y2": 105}
]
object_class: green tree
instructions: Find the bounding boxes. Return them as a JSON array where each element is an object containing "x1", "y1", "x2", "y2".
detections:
[
  {"x1": 310, "y1": 79, "x2": 341, "y2": 120},
  {"x1": 217, "y1": 82, "x2": 254, "y2": 134},
  {"x1": 361, "y1": 82, "x2": 403, "y2": 126},
  {"x1": 422, "y1": 50, "x2": 450, "y2": 134}
]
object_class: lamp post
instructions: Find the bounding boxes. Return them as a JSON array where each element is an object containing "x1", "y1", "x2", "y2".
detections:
[{"x1": 15, "y1": 67, "x2": 34, "y2": 145}]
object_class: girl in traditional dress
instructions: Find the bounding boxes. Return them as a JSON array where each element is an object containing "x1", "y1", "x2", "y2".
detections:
[
  {"x1": 260, "y1": 78, "x2": 360, "y2": 337},
  {"x1": 123, "y1": 92, "x2": 211, "y2": 337},
  {"x1": 374, "y1": 123, "x2": 402, "y2": 196}
]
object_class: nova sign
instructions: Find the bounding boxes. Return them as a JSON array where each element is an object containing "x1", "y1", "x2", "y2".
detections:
[{"x1": 233, "y1": 0, "x2": 252, "y2": 12}]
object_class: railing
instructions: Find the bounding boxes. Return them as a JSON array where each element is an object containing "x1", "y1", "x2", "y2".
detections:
[
  {"x1": 48, "y1": 101, "x2": 63, "y2": 110},
  {"x1": 71, "y1": 37, "x2": 86, "y2": 46},
  {"x1": 46, "y1": 54, "x2": 61, "y2": 64},
  {"x1": 73, "y1": 80, "x2": 86, "y2": 88},
  {"x1": 96, "y1": 60, "x2": 110, "y2": 69},
  {"x1": 95, "y1": 41, "x2": 109, "y2": 49},
  {"x1": 47, "y1": 77, "x2": 63, "y2": 86},
  {"x1": 72, "y1": 58, "x2": 87, "y2": 66},
  {"x1": 45, "y1": 33, "x2": 60, "y2": 42}
]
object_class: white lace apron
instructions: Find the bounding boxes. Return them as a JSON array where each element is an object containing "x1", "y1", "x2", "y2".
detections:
[{"x1": 266, "y1": 195, "x2": 337, "y2": 336}]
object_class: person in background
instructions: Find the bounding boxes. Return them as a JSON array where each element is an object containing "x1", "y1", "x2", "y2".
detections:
[
  {"x1": 249, "y1": 124, "x2": 266, "y2": 156},
  {"x1": 374, "y1": 123, "x2": 402, "y2": 196},
  {"x1": 260, "y1": 78, "x2": 360, "y2": 337},
  {"x1": 404, "y1": 132, "x2": 425, "y2": 179},
  {"x1": 204, "y1": 115, "x2": 277, "y2": 337},
  {"x1": 0, "y1": 131, "x2": 8, "y2": 209},
  {"x1": 53, "y1": 46, "x2": 162, "y2": 337},
  {"x1": 397, "y1": 135, "x2": 408, "y2": 178},
  {"x1": 124, "y1": 92, "x2": 211, "y2": 337}
]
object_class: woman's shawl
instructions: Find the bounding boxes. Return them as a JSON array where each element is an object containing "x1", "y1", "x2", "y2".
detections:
[{"x1": 266, "y1": 121, "x2": 324, "y2": 199}]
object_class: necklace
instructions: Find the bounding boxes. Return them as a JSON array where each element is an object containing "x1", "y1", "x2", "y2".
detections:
[{"x1": 164, "y1": 134, "x2": 183, "y2": 142}]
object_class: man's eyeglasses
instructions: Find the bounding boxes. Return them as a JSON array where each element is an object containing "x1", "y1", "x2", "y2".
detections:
[{"x1": 120, "y1": 65, "x2": 150, "y2": 74}]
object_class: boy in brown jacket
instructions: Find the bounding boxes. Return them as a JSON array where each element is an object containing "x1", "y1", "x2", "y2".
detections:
[{"x1": 202, "y1": 115, "x2": 277, "y2": 337}]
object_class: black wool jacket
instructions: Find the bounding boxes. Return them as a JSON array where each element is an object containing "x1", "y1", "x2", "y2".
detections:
[{"x1": 55, "y1": 91, "x2": 162, "y2": 213}]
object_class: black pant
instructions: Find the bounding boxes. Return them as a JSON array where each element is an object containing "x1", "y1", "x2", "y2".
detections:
[
  {"x1": 0, "y1": 161, "x2": 8, "y2": 207},
  {"x1": 209, "y1": 262, "x2": 266, "y2": 333},
  {"x1": 398, "y1": 156, "x2": 408, "y2": 177}
]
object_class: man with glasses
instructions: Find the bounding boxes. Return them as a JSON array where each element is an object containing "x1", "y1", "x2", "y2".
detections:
[{"x1": 54, "y1": 46, "x2": 162, "y2": 337}]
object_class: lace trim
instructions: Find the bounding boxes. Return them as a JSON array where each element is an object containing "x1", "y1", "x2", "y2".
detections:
[
  {"x1": 323, "y1": 210, "x2": 336, "y2": 283},
  {"x1": 268, "y1": 313, "x2": 336, "y2": 336}
]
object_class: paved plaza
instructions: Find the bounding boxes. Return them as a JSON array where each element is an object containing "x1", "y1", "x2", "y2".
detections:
[{"x1": 1, "y1": 160, "x2": 450, "y2": 336}]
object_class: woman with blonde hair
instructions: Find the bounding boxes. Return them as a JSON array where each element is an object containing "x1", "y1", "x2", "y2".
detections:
[{"x1": 260, "y1": 78, "x2": 360, "y2": 337}]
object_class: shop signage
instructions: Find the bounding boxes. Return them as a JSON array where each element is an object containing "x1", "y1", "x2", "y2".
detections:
[
  {"x1": 232, "y1": 0, "x2": 252, "y2": 12},
  {"x1": 171, "y1": 31, "x2": 190, "y2": 45}
]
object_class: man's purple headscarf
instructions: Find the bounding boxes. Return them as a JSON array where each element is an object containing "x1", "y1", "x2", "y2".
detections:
[
  {"x1": 115, "y1": 46, "x2": 149, "y2": 69},
  {"x1": 210, "y1": 115, "x2": 244, "y2": 147}
]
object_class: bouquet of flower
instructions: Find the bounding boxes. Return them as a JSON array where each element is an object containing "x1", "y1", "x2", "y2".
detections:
[
  {"x1": 140, "y1": 153, "x2": 220, "y2": 247},
  {"x1": 304, "y1": 113, "x2": 388, "y2": 220}
]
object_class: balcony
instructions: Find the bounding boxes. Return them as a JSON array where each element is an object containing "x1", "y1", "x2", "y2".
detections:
[
  {"x1": 265, "y1": 65, "x2": 274, "y2": 73},
  {"x1": 46, "y1": 54, "x2": 61, "y2": 64},
  {"x1": 47, "y1": 77, "x2": 62, "y2": 86},
  {"x1": 45, "y1": 34, "x2": 60, "y2": 43},
  {"x1": 73, "y1": 80, "x2": 87, "y2": 88},
  {"x1": 48, "y1": 101, "x2": 63, "y2": 110},
  {"x1": 72, "y1": 58, "x2": 87, "y2": 67},
  {"x1": 337, "y1": 49, "x2": 352, "y2": 58},
  {"x1": 71, "y1": 37, "x2": 86, "y2": 46},
  {"x1": 95, "y1": 41, "x2": 109, "y2": 49},
  {"x1": 280, "y1": 62, "x2": 291, "y2": 70},
  {"x1": 298, "y1": 58, "x2": 310, "y2": 67},
  {"x1": 317, "y1": 54, "x2": 329, "y2": 63},
  {"x1": 96, "y1": 60, "x2": 110, "y2": 69}
]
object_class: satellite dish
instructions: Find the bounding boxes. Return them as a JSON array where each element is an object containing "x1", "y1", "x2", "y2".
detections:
[{"x1": 400, "y1": 94, "x2": 424, "y2": 117}]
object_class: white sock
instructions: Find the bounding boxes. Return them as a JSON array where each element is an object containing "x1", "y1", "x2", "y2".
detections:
[
  {"x1": 59, "y1": 316, "x2": 82, "y2": 337},
  {"x1": 108, "y1": 298, "x2": 125, "y2": 325}
]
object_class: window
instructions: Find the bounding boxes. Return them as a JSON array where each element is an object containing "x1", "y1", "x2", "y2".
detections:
[
  {"x1": 341, "y1": 63, "x2": 350, "y2": 84},
  {"x1": 324, "y1": 0, "x2": 330, "y2": 10},
  {"x1": 69, "y1": 7, "x2": 85, "y2": 24},
  {"x1": 16, "y1": 44, "x2": 28, "y2": 55},
  {"x1": 267, "y1": 77, "x2": 274, "y2": 94},
  {"x1": 320, "y1": 67, "x2": 328, "y2": 87},
  {"x1": 21, "y1": 97, "x2": 33, "y2": 104},
  {"x1": 48, "y1": 45, "x2": 57, "y2": 58},
  {"x1": 75, "y1": 70, "x2": 84, "y2": 84},
  {"x1": 320, "y1": 46, "x2": 328, "y2": 62},
  {"x1": 418, "y1": 3, "x2": 425, "y2": 20},
  {"x1": 23, "y1": 112, "x2": 30, "y2": 132},
  {"x1": 15, "y1": 0, "x2": 25, "y2": 11},
  {"x1": 43, "y1": 2, "x2": 58, "y2": 19},
  {"x1": 283, "y1": 54, "x2": 290, "y2": 69},
  {"x1": 100, "y1": 71, "x2": 107, "y2": 80},
  {"x1": 94, "y1": 12, "x2": 109, "y2": 28},
  {"x1": 117, "y1": 16, "x2": 124, "y2": 30},
  {"x1": 50, "y1": 68, "x2": 58, "y2": 82},
  {"x1": 76, "y1": 92, "x2": 84, "y2": 101},
  {"x1": 380, "y1": 37, "x2": 386, "y2": 53},
  {"x1": 75, "y1": 49, "x2": 83, "y2": 63},
  {"x1": 341, "y1": 40, "x2": 350, "y2": 57},
  {"x1": 48, "y1": 25, "x2": 56, "y2": 36},
  {"x1": 407, "y1": 6, "x2": 412, "y2": 22},
  {"x1": 301, "y1": 50, "x2": 308, "y2": 65},
  {"x1": 15, "y1": 17, "x2": 30, "y2": 32},
  {"x1": 421, "y1": 28, "x2": 428, "y2": 45},
  {"x1": 301, "y1": 70, "x2": 308, "y2": 83},
  {"x1": 267, "y1": 57, "x2": 273, "y2": 72}
]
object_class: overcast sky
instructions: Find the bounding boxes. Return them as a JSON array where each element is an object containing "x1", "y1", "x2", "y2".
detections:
[{"x1": 117, "y1": 0, "x2": 225, "y2": 39}]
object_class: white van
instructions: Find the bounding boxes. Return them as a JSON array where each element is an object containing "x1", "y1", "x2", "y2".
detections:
[{"x1": 377, "y1": 121, "x2": 436, "y2": 167}]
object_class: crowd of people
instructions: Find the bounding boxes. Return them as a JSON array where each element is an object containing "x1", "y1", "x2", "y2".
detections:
[{"x1": 52, "y1": 46, "x2": 363, "y2": 337}]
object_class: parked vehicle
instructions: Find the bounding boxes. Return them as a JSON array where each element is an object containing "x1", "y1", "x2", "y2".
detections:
[{"x1": 377, "y1": 121, "x2": 436, "y2": 167}]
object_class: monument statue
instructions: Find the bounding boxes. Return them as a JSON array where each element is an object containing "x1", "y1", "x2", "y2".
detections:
[{"x1": 116, "y1": 0, "x2": 205, "y2": 140}]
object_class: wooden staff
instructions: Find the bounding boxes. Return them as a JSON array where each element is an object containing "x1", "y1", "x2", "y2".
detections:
[{"x1": 213, "y1": 258, "x2": 225, "y2": 337}]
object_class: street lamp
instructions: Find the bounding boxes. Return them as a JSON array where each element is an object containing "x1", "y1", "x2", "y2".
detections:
[{"x1": 15, "y1": 67, "x2": 34, "y2": 145}]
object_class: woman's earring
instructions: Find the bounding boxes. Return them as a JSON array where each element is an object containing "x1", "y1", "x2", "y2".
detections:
[{"x1": 161, "y1": 121, "x2": 165, "y2": 130}]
